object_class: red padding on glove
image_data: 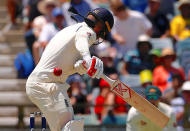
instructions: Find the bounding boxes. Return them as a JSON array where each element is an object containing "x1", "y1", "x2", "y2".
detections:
[{"x1": 87, "y1": 57, "x2": 97, "y2": 77}]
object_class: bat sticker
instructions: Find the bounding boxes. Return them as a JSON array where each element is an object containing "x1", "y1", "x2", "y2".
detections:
[{"x1": 111, "y1": 80, "x2": 131, "y2": 99}]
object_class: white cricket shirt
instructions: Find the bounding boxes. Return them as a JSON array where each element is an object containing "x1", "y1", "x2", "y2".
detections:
[
  {"x1": 28, "y1": 22, "x2": 96, "y2": 83},
  {"x1": 126, "y1": 102, "x2": 177, "y2": 131}
]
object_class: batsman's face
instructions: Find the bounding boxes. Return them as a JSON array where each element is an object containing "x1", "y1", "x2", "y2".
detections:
[
  {"x1": 94, "y1": 21, "x2": 104, "y2": 34},
  {"x1": 87, "y1": 15, "x2": 105, "y2": 38}
]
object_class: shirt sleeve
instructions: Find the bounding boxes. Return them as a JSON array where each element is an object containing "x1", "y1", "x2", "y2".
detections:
[
  {"x1": 163, "y1": 112, "x2": 177, "y2": 131},
  {"x1": 75, "y1": 27, "x2": 96, "y2": 60},
  {"x1": 139, "y1": 13, "x2": 152, "y2": 32},
  {"x1": 170, "y1": 16, "x2": 179, "y2": 37}
]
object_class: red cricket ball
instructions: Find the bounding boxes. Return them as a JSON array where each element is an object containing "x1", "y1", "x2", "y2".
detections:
[{"x1": 53, "y1": 67, "x2": 62, "y2": 76}]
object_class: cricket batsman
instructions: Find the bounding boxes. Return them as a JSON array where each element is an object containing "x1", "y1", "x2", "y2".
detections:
[{"x1": 26, "y1": 8, "x2": 114, "y2": 131}]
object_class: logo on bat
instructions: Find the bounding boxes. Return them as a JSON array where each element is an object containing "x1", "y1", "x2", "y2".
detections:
[{"x1": 112, "y1": 80, "x2": 131, "y2": 99}]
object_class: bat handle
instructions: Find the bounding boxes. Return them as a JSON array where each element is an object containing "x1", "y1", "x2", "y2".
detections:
[{"x1": 100, "y1": 74, "x2": 115, "y2": 86}]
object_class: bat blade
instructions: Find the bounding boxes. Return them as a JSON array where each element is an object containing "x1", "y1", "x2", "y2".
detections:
[{"x1": 101, "y1": 74, "x2": 169, "y2": 128}]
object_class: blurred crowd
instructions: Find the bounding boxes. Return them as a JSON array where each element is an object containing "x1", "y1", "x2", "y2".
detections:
[{"x1": 7, "y1": 0, "x2": 190, "y2": 130}]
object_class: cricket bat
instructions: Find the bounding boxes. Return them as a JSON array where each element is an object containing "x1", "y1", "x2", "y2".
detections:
[
  {"x1": 101, "y1": 73, "x2": 169, "y2": 128},
  {"x1": 81, "y1": 59, "x2": 169, "y2": 128}
]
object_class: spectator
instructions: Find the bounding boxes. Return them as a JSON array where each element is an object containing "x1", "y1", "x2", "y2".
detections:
[
  {"x1": 23, "y1": 0, "x2": 42, "y2": 30},
  {"x1": 140, "y1": 70, "x2": 153, "y2": 88},
  {"x1": 24, "y1": 16, "x2": 47, "y2": 55},
  {"x1": 110, "y1": 0, "x2": 152, "y2": 56},
  {"x1": 153, "y1": 48, "x2": 185, "y2": 92},
  {"x1": 127, "y1": 85, "x2": 177, "y2": 131},
  {"x1": 94, "y1": 79, "x2": 112, "y2": 121},
  {"x1": 150, "y1": 48, "x2": 162, "y2": 68},
  {"x1": 121, "y1": 34, "x2": 154, "y2": 75},
  {"x1": 162, "y1": 74, "x2": 184, "y2": 104},
  {"x1": 146, "y1": 0, "x2": 170, "y2": 38},
  {"x1": 94, "y1": 69, "x2": 127, "y2": 121},
  {"x1": 62, "y1": 0, "x2": 97, "y2": 26},
  {"x1": 122, "y1": 0, "x2": 148, "y2": 13},
  {"x1": 38, "y1": 7, "x2": 65, "y2": 47},
  {"x1": 67, "y1": 74, "x2": 87, "y2": 114},
  {"x1": 37, "y1": 0, "x2": 59, "y2": 23},
  {"x1": 162, "y1": 74, "x2": 184, "y2": 131},
  {"x1": 159, "y1": 0, "x2": 175, "y2": 18},
  {"x1": 7, "y1": 0, "x2": 19, "y2": 26},
  {"x1": 33, "y1": 7, "x2": 65, "y2": 65},
  {"x1": 138, "y1": 69, "x2": 153, "y2": 95},
  {"x1": 32, "y1": 16, "x2": 47, "y2": 39},
  {"x1": 24, "y1": 0, "x2": 57, "y2": 56},
  {"x1": 171, "y1": 97, "x2": 185, "y2": 131},
  {"x1": 181, "y1": 81, "x2": 190, "y2": 129},
  {"x1": 103, "y1": 69, "x2": 127, "y2": 115},
  {"x1": 170, "y1": 0, "x2": 190, "y2": 41},
  {"x1": 125, "y1": 69, "x2": 152, "y2": 97}
]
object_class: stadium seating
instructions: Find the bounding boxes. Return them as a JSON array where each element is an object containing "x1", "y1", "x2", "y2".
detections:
[
  {"x1": 150, "y1": 38, "x2": 174, "y2": 49},
  {"x1": 0, "y1": 4, "x2": 35, "y2": 128},
  {"x1": 176, "y1": 38, "x2": 190, "y2": 79}
]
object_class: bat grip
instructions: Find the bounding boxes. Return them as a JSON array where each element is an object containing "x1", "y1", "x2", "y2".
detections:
[{"x1": 100, "y1": 74, "x2": 115, "y2": 86}]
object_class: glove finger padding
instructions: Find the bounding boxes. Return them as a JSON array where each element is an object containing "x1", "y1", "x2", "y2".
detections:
[
  {"x1": 96, "y1": 60, "x2": 103, "y2": 79},
  {"x1": 92, "y1": 57, "x2": 100, "y2": 78},
  {"x1": 94, "y1": 58, "x2": 103, "y2": 79},
  {"x1": 87, "y1": 56, "x2": 103, "y2": 79}
]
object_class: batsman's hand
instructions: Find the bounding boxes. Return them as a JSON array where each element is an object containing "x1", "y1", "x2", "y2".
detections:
[
  {"x1": 74, "y1": 60, "x2": 87, "y2": 75},
  {"x1": 85, "y1": 56, "x2": 104, "y2": 79},
  {"x1": 75, "y1": 56, "x2": 104, "y2": 79}
]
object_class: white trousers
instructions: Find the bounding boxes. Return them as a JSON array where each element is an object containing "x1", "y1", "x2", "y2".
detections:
[{"x1": 26, "y1": 81, "x2": 74, "y2": 131}]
